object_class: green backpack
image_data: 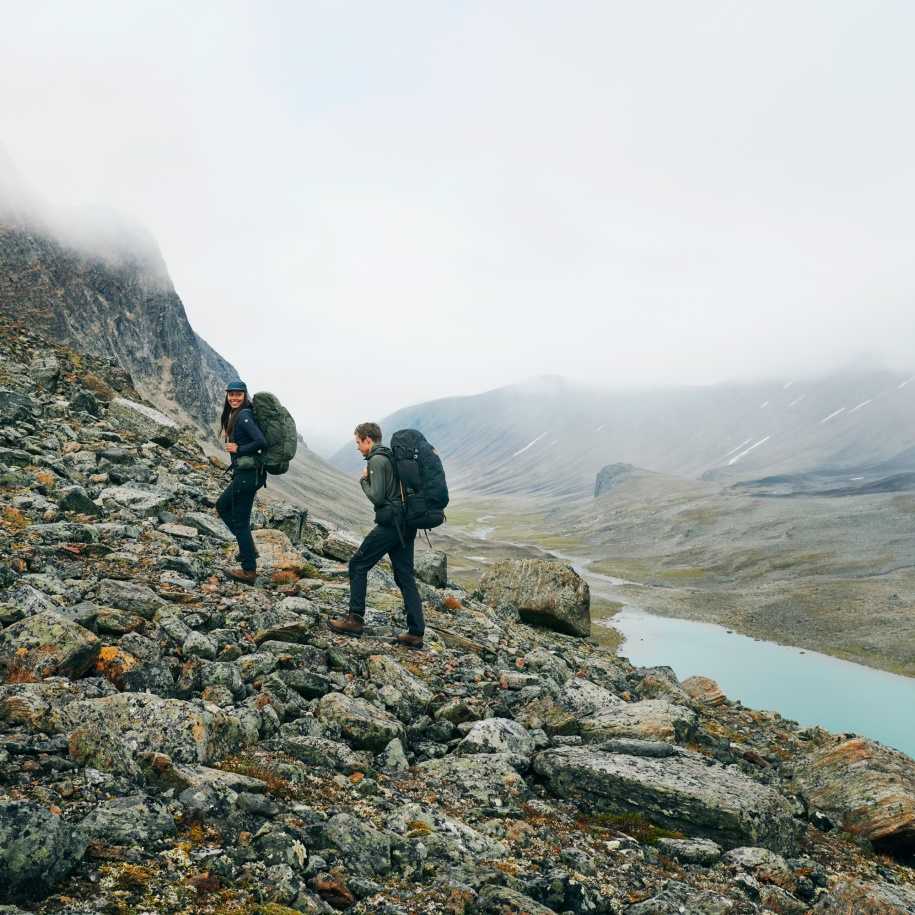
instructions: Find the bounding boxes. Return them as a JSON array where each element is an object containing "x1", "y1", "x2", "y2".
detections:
[{"x1": 251, "y1": 391, "x2": 298, "y2": 474}]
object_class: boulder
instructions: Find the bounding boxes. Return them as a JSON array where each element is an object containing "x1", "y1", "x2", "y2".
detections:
[
  {"x1": 281, "y1": 735, "x2": 372, "y2": 774},
  {"x1": 811, "y1": 880, "x2": 915, "y2": 914},
  {"x1": 455, "y1": 718, "x2": 536, "y2": 762},
  {"x1": 251, "y1": 528, "x2": 302, "y2": 567},
  {"x1": 655, "y1": 837, "x2": 723, "y2": 866},
  {"x1": 29, "y1": 350, "x2": 60, "y2": 391},
  {"x1": 58, "y1": 485, "x2": 102, "y2": 516},
  {"x1": 0, "y1": 800, "x2": 88, "y2": 903},
  {"x1": 182, "y1": 511, "x2": 234, "y2": 541},
  {"x1": 480, "y1": 559, "x2": 590, "y2": 637},
  {"x1": 65, "y1": 693, "x2": 257, "y2": 765},
  {"x1": 0, "y1": 611, "x2": 101, "y2": 682},
  {"x1": 107, "y1": 397, "x2": 180, "y2": 447},
  {"x1": 579, "y1": 699, "x2": 698, "y2": 745},
  {"x1": 322, "y1": 530, "x2": 362, "y2": 562},
  {"x1": 0, "y1": 583, "x2": 57, "y2": 624},
  {"x1": 316, "y1": 692, "x2": 406, "y2": 754},
  {"x1": 385, "y1": 802, "x2": 508, "y2": 863},
  {"x1": 364, "y1": 654, "x2": 434, "y2": 720},
  {"x1": 794, "y1": 735, "x2": 915, "y2": 854},
  {"x1": 314, "y1": 813, "x2": 392, "y2": 877},
  {"x1": 264, "y1": 501, "x2": 308, "y2": 543},
  {"x1": 682, "y1": 675, "x2": 729, "y2": 707},
  {"x1": 248, "y1": 607, "x2": 312, "y2": 645},
  {"x1": 416, "y1": 753, "x2": 531, "y2": 807},
  {"x1": 414, "y1": 550, "x2": 447, "y2": 587},
  {"x1": 79, "y1": 794, "x2": 177, "y2": 847},
  {"x1": 99, "y1": 483, "x2": 174, "y2": 517},
  {"x1": 534, "y1": 745, "x2": 800, "y2": 855}
]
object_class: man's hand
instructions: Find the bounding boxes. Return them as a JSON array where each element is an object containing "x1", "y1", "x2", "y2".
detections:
[{"x1": 361, "y1": 468, "x2": 369, "y2": 479}]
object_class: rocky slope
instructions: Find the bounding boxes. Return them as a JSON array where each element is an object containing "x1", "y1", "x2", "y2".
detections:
[{"x1": 0, "y1": 322, "x2": 914, "y2": 914}]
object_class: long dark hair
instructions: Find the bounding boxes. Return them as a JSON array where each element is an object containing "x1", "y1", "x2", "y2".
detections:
[{"x1": 220, "y1": 393, "x2": 254, "y2": 440}]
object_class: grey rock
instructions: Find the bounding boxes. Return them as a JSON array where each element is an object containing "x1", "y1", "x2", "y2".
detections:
[
  {"x1": 416, "y1": 753, "x2": 531, "y2": 807},
  {"x1": 323, "y1": 529, "x2": 362, "y2": 561},
  {"x1": 99, "y1": 482, "x2": 174, "y2": 516},
  {"x1": 182, "y1": 510, "x2": 234, "y2": 541},
  {"x1": 108, "y1": 398, "x2": 180, "y2": 447},
  {"x1": 79, "y1": 794, "x2": 177, "y2": 846},
  {"x1": 376, "y1": 738, "x2": 410, "y2": 778},
  {"x1": 365, "y1": 654, "x2": 434, "y2": 719},
  {"x1": 65, "y1": 693, "x2": 258, "y2": 765},
  {"x1": 29, "y1": 350, "x2": 60, "y2": 391},
  {"x1": 534, "y1": 745, "x2": 800, "y2": 855},
  {"x1": 656, "y1": 837, "x2": 723, "y2": 865},
  {"x1": 625, "y1": 879, "x2": 737, "y2": 915},
  {"x1": 320, "y1": 812, "x2": 392, "y2": 876},
  {"x1": 58, "y1": 485, "x2": 102, "y2": 516},
  {"x1": 480, "y1": 558, "x2": 590, "y2": 637},
  {"x1": 0, "y1": 583, "x2": 57, "y2": 623},
  {"x1": 281, "y1": 735, "x2": 372, "y2": 773},
  {"x1": 580, "y1": 699, "x2": 698, "y2": 745},
  {"x1": 386, "y1": 803, "x2": 508, "y2": 864},
  {"x1": 455, "y1": 718, "x2": 536, "y2": 761},
  {"x1": 0, "y1": 800, "x2": 88, "y2": 903},
  {"x1": 315, "y1": 692, "x2": 406, "y2": 753},
  {"x1": 183, "y1": 630, "x2": 217, "y2": 661},
  {"x1": 0, "y1": 610, "x2": 100, "y2": 681},
  {"x1": 415, "y1": 550, "x2": 447, "y2": 587},
  {"x1": 69, "y1": 390, "x2": 101, "y2": 416}
]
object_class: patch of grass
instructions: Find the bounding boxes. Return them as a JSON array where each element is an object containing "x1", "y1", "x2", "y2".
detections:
[
  {"x1": 579, "y1": 811, "x2": 684, "y2": 846},
  {"x1": 2, "y1": 507, "x2": 28, "y2": 532}
]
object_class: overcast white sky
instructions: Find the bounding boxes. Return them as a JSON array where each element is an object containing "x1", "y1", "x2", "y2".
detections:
[{"x1": 2, "y1": 1, "x2": 914, "y2": 454}]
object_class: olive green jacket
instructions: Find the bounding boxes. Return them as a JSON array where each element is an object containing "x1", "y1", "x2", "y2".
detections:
[{"x1": 360, "y1": 444, "x2": 401, "y2": 520}]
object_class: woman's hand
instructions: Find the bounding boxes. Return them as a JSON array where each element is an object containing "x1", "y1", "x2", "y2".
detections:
[{"x1": 226, "y1": 442, "x2": 238, "y2": 454}]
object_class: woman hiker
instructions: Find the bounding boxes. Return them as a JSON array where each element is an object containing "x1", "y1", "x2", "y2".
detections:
[{"x1": 216, "y1": 380, "x2": 266, "y2": 585}]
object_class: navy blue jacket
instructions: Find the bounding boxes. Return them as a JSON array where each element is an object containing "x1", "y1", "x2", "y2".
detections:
[{"x1": 230, "y1": 409, "x2": 267, "y2": 465}]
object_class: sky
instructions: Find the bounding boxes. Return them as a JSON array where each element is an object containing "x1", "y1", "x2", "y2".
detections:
[{"x1": 1, "y1": 1, "x2": 914, "y2": 455}]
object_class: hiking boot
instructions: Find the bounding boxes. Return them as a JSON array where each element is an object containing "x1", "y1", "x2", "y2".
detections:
[
  {"x1": 226, "y1": 568, "x2": 257, "y2": 586},
  {"x1": 397, "y1": 632, "x2": 424, "y2": 650},
  {"x1": 327, "y1": 613, "x2": 364, "y2": 637}
]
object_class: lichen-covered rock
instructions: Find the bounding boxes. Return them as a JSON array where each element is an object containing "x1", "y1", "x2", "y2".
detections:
[
  {"x1": 416, "y1": 753, "x2": 531, "y2": 807},
  {"x1": 477, "y1": 885, "x2": 559, "y2": 915},
  {"x1": 264, "y1": 501, "x2": 309, "y2": 543},
  {"x1": 182, "y1": 511, "x2": 234, "y2": 541},
  {"x1": 248, "y1": 607, "x2": 312, "y2": 645},
  {"x1": 58, "y1": 485, "x2": 102, "y2": 516},
  {"x1": 415, "y1": 550, "x2": 447, "y2": 587},
  {"x1": 0, "y1": 610, "x2": 101, "y2": 682},
  {"x1": 534, "y1": 745, "x2": 800, "y2": 855},
  {"x1": 315, "y1": 692, "x2": 406, "y2": 753},
  {"x1": 99, "y1": 483, "x2": 174, "y2": 516},
  {"x1": 579, "y1": 699, "x2": 697, "y2": 745},
  {"x1": 682, "y1": 675, "x2": 729, "y2": 707},
  {"x1": 794, "y1": 735, "x2": 915, "y2": 853},
  {"x1": 281, "y1": 735, "x2": 372, "y2": 773},
  {"x1": 65, "y1": 693, "x2": 258, "y2": 765},
  {"x1": 480, "y1": 559, "x2": 590, "y2": 637},
  {"x1": 316, "y1": 813, "x2": 392, "y2": 877},
  {"x1": 96, "y1": 578, "x2": 168, "y2": 619},
  {"x1": 108, "y1": 397, "x2": 180, "y2": 447},
  {"x1": 656, "y1": 837, "x2": 723, "y2": 866},
  {"x1": 322, "y1": 529, "x2": 362, "y2": 562},
  {"x1": 811, "y1": 879, "x2": 915, "y2": 914},
  {"x1": 251, "y1": 529, "x2": 302, "y2": 568},
  {"x1": 386, "y1": 802, "x2": 508, "y2": 863},
  {"x1": 454, "y1": 718, "x2": 536, "y2": 761},
  {"x1": 365, "y1": 654, "x2": 434, "y2": 720},
  {"x1": 0, "y1": 583, "x2": 57, "y2": 624},
  {"x1": 0, "y1": 800, "x2": 88, "y2": 903},
  {"x1": 79, "y1": 794, "x2": 177, "y2": 847}
]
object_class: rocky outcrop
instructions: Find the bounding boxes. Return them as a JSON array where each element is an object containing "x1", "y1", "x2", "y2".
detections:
[
  {"x1": 533, "y1": 744, "x2": 801, "y2": 855},
  {"x1": 480, "y1": 558, "x2": 590, "y2": 637},
  {"x1": 594, "y1": 461, "x2": 636, "y2": 497},
  {"x1": 794, "y1": 735, "x2": 915, "y2": 854}
]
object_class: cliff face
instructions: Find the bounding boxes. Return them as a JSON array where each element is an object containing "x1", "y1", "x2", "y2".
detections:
[{"x1": 0, "y1": 154, "x2": 235, "y2": 436}]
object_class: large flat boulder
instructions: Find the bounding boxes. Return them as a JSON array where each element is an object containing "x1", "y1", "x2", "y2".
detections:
[
  {"x1": 533, "y1": 744, "x2": 800, "y2": 855},
  {"x1": 95, "y1": 578, "x2": 167, "y2": 620},
  {"x1": 480, "y1": 559, "x2": 590, "y2": 637},
  {"x1": 794, "y1": 735, "x2": 915, "y2": 854},
  {"x1": 0, "y1": 611, "x2": 100, "y2": 682},
  {"x1": 65, "y1": 693, "x2": 258, "y2": 765},
  {"x1": 107, "y1": 397, "x2": 180, "y2": 447}
]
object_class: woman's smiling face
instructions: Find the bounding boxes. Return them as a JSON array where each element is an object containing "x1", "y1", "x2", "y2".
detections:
[{"x1": 226, "y1": 391, "x2": 245, "y2": 409}]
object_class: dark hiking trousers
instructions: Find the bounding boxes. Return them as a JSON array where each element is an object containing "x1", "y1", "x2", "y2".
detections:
[
  {"x1": 216, "y1": 468, "x2": 262, "y2": 571},
  {"x1": 349, "y1": 523, "x2": 424, "y2": 636}
]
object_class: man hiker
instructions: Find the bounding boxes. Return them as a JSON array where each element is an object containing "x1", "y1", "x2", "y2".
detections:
[{"x1": 328, "y1": 422, "x2": 425, "y2": 648}]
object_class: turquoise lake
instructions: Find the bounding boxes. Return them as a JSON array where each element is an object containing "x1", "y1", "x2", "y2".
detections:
[{"x1": 580, "y1": 565, "x2": 915, "y2": 760}]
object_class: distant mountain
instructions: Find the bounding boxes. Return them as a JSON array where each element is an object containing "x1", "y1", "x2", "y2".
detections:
[{"x1": 330, "y1": 371, "x2": 915, "y2": 499}]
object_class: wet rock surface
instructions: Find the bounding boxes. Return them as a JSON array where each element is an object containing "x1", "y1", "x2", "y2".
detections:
[{"x1": 0, "y1": 321, "x2": 911, "y2": 913}]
